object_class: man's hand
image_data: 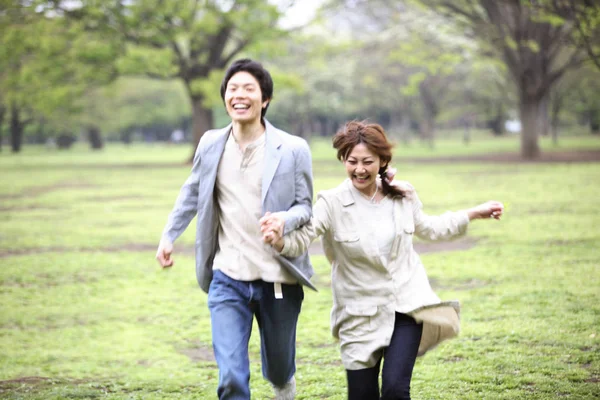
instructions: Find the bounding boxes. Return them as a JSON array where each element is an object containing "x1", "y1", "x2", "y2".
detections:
[
  {"x1": 156, "y1": 239, "x2": 174, "y2": 268},
  {"x1": 467, "y1": 201, "x2": 504, "y2": 220}
]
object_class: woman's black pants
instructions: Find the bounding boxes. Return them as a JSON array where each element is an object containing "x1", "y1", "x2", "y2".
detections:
[{"x1": 346, "y1": 313, "x2": 423, "y2": 400}]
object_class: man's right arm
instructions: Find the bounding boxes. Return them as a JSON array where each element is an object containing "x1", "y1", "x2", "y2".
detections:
[{"x1": 156, "y1": 143, "x2": 203, "y2": 267}]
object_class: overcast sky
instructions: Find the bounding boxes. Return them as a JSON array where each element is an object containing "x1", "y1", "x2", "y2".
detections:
[{"x1": 278, "y1": 0, "x2": 324, "y2": 29}]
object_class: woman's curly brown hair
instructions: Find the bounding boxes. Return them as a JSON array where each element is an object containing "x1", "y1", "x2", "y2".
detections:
[{"x1": 332, "y1": 120, "x2": 405, "y2": 198}]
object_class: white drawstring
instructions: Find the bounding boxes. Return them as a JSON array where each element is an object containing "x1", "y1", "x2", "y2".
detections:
[{"x1": 274, "y1": 282, "x2": 283, "y2": 299}]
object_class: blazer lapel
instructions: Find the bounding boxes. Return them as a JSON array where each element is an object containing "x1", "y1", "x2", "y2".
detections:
[
  {"x1": 203, "y1": 124, "x2": 231, "y2": 158},
  {"x1": 262, "y1": 120, "x2": 283, "y2": 204},
  {"x1": 203, "y1": 125, "x2": 230, "y2": 168},
  {"x1": 198, "y1": 125, "x2": 230, "y2": 197}
]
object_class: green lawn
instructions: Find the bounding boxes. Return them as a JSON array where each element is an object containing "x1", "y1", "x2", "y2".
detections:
[{"x1": 0, "y1": 138, "x2": 599, "y2": 399}]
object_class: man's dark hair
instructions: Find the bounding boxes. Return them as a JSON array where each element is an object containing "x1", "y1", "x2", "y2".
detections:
[{"x1": 220, "y1": 59, "x2": 274, "y2": 118}]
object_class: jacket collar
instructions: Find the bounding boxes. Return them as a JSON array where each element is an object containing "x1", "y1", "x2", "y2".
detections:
[
  {"x1": 206, "y1": 118, "x2": 281, "y2": 153},
  {"x1": 262, "y1": 119, "x2": 283, "y2": 203},
  {"x1": 340, "y1": 179, "x2": 356, "y2": 207},
  {"x1": 204, "y1": 119, "x2": 282, "y2": 204}
]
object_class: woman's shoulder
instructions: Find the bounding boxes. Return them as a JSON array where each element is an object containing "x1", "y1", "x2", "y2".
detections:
[
  {"x1": 390, "y1": 180, "x2": 418, "y2": 202},
  {"x1": 316, "y1": 180, "x2": 351, "y2": 203},
  {"x1": 391, "y1": 179, "x2": 417, "y2": 197}
]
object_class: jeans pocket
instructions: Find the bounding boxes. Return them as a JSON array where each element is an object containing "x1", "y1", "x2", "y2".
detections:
[{"x1": 208, "y1": 270, "x2": 234, "y2": 308}]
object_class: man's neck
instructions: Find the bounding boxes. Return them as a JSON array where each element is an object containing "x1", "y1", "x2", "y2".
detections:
[{"x1": 231, "y1": 120, "x2": 265, "y2": 148}]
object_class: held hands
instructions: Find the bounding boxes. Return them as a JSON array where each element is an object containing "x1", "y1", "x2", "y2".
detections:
[
  {"x1": 259, "y1": 212, "x2": 285, "y2": 252},
  {"x1": 156, "y1": 239, "x2": 174, "y2": 268},
  {"x1": 467, "y1": 201, "x2": 505, "y2": 220}
]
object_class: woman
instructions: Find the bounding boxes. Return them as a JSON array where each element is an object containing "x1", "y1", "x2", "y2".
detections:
[{"x1": 260, "y1": 121, "x2": 503, "y2": 400}]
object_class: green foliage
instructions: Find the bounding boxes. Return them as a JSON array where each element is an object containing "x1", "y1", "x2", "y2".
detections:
[
  {"x1": 116, "y1": 46, "x2": 178, "y2": 78},
  {"x1": 78, "y1": 0, "x2": 290, "y2": 92},
  {"x1": 188, "y1": 69, "x2": 225, "y2": 109},
  {"x1": 0, "y1": 2, "x2": 121, "y2": 139},
  {"x1": 565, "y1": 66, "x2": 600, "y2": 123},
  {"x1": 81, "y1": 77, "x2": 191, "y2": 137},
  {"x1": 531, "y1": 12, "x2": 566, "y2": 27}
]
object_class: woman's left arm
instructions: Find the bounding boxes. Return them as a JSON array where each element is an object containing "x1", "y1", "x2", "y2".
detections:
[
  {"x1": 411, "y1": 190, "x2": 503, "y2": 241},
  {"x1": 279, "y1": 139, "x2": 314, "y2": 235}
]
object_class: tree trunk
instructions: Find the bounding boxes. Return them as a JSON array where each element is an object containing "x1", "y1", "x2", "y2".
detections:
[
  {"x1": 303, "y1": 119, "x2": 313, "y2": 141},
  {"x1": 325, "y1": 118, "x2": 335, "y2": 137},
  {"x1": 190, "y1": 96, "x2": 214, "y2": 162},
  {"x1": 550, "y1": 94, "x2": 562, "y2": 145},
  {"x1": 36, "y1": 119, "x2": 47, "y2": 144},
  {"x1": 292, "y1": 118, "x2": 310, "y2": 140},
  {"x1": 519, "y1": 94, "x2": 542, "y2": 159},
  {"x1": 10, "y1": 102, "x2": 23, "y2": 153},
  {"x1": 590, "y1": 109, "x2": 600, "y2": 134},
  {"x1": 419, "y1": 116, "x2": 435, "y2": 149},
  {"x1": 389, "y1": 111, "x2": 411, "y2": 145},
  {"x1": 399, "y1": 113, "x2": 411, "y2": 145},
  {"x1": 490, "y1": 103, "x2": 505, "y2": 136},
  {"x1": 291, "y1": 118, "x2": 303, "y2": 139},
  {"x1": 551, "y1": 114, "x2": 560, "y2": 145},
  {"x1": 88, "y1": 126, "x2": 104, "y2": 150},
  {"x1": 121, "y1": 129, "x2": 133, "y2": 144},
  {"x1": 463, "y1": 114, "x2": 472, "y2": 145},
  {"x1": 538, "y1": 94, "x2": 550, "y2": 137},
  {"x1": 419, "y1": 82, "x2": 437, "y2": 149},
  {"x1": 0, "y1": 105, "x2": 5, "y2": 152}
]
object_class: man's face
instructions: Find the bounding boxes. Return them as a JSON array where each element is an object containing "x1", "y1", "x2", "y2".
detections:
[{"x1": 224, "y1": 71, "x2": 269, "y2": 125}]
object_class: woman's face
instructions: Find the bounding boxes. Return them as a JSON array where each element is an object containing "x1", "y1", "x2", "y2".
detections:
[{"x1": 344, "y1": 143, "x2": 384, "y2": 195}]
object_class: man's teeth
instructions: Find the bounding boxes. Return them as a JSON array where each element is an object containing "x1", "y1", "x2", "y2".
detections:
[{"x1": 233, "y1": 104, "x2": 249, "y2": 109}]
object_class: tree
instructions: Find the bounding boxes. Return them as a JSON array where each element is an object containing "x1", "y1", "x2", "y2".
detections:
[
  {"x1": 419, "y1": 0, "x2": 597, "y2": 159},
  {"x1": 320, "y1": 0, "x2": 482, "y2": 146},
  {"x1": 0, "y1": 103, "x2": 5, "y2": 151},
  {"x1": 50, "y1": 0, "x2": 295, "y2": 160},
  {"x1": 570, "y1": 66, "x2": 600, "y2": 134},
  {"x1": 388, "y1": 13, "x2": 474, "y2": 147},
  {"x1": 0, "y1": 2, "x2": 120, "y2": 152},
  {"x1": 549, "y1": 0, "x2": 600, "y2": 70},
  {"x1": 1, "y1": 3, "x2": 37, "y2": 152},
  {"x1": 78, "y1": 77, "x2": 192, "y2": 142}
]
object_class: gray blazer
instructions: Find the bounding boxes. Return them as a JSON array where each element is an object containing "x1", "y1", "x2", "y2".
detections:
[{"x1": 161, "y1": 120, "x2": 315, "y2": 293}]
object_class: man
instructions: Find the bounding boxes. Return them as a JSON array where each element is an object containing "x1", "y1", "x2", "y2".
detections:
[{"x1": 156, "y1": 59, "x2": 314, "y2": 400}]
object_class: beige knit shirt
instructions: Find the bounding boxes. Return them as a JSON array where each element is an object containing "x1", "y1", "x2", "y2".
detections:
[{"x1": 212, "y1": 132, "x2": 296, "y2": 284}]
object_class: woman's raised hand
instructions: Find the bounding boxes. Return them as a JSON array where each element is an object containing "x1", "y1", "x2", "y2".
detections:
[{"x1": 467, "y1": 201, "x2": 505, "y2": 220}]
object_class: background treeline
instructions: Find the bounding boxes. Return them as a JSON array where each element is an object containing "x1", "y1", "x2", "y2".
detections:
[{"x1": 1, "y1": 0, "x2": 599, "y2": 159}]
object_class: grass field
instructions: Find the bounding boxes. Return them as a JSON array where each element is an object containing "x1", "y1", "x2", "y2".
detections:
[{"x1": 0, "y1": 134, "x2": 599, "y2": 399}]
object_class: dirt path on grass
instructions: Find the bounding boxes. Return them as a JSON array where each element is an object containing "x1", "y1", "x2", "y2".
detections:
[
  {"x1": 312, "y1": 149, "x2": 600, "y2": 166},
  {"x1": 0, "y1": 237, "x2": 476, "y2": 259}
]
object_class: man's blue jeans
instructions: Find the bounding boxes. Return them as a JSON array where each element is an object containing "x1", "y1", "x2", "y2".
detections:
[{"x1": 207, "y1": 270, "x2": 304, "y2": 400}]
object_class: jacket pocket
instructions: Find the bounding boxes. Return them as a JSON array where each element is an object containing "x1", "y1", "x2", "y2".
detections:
[
  {"x1": 345, "y1": 305, "x2": 378, "y2": 317},
  {"x1": 333, "y1": 231, "x2": 360, "y2": 242},
  {"x1": 333, "y1": 230, "x2": 362, "y2": 259},
  {"x1": 337, "y1": 305, "x2": 379, "y2": 338},
  {"x1": 402, "y1": 225, "x2": 415, "y2": 252}
]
